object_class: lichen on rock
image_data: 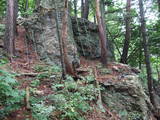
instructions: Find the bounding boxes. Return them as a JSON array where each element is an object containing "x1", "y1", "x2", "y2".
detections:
[
  {"x1": 24, "y1": 0, "x2": 77, "y2": 65},
  {"x1": 72, "y1": 18, "x2": 115, "y2": 60},
  {"x1": 101, "y1": 64, "x2": 153, "y2": 120}
]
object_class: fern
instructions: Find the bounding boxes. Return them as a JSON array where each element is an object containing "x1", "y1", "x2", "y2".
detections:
[{"x1": 0, "y1": 69, "x2": 25, "y2": 119}]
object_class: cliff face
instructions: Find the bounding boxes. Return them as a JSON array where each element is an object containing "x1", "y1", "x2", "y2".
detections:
[
  {"x1": 24, "y1": 0, "x2": 77, "y2": 64},
  {"x1": 72, "y1": 18, "x2": 115, "y2": 60},
  {"x1": 24, "y1": 2, "x2": 115, "y2": 64},
  {"x1": 98, "y1": 63, "x2": 154, "y2": 120}
]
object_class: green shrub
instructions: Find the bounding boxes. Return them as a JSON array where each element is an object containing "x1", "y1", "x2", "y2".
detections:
[
  {"x1": 49, "y1": 92, "x2": 90, "y2": 120},
  {"x1": 49, "y1": 65, "x2": 61, "y2": 73},
  {"x1": 0, "y1": 69, "x2": 25, "y2": 118},
  {"x1": 34, "y1": 64, "x2": 61, "y2": 73},
  {"x1": 34, "y1": 65, "x2": 48, "y2": 72},
  {"x1": 49, "y1": 75, "x2": 100, "y2": 120},
  {"x1": 31, "y1": 102, "x2": 55, "y2": 120},
  {"x1": 37, "y1": 72, "x2": 50, "y2": 79},
  {"x1": 0, "y1": 57, "x2": 9, "y2": 65},
  {"x1": 128, "y1": 111, "x2": 143, "y2": 120},
  {"x1": 78, "y1": 84, "x2": 99, "y2": 101},
  {"x1": 30, "y1": 79, "x2": 40, "y2": 87}
]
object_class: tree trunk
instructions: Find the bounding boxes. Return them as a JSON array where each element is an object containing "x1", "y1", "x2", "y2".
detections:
[
  {"x1": 139, "y1": 44, "x2": 142, "y2": 70},
  {"x1": 158, "y1": 0, "x2": 160, "y2": 12},
  {"x1": 156, "y1": 65, "x2": 160, "y2": 81},
  {"x1": 35, "y1": 0, "x2": 40, "y2": 9},
  {"x1": 139, "y1": 0, "x2": 155, "y2": 108},
  {"x1": 81, "y1": 0, "x2": 84, "y2": 18},
  {"x1": 4, "y1": 0, "x2": 18, "y2": 59},
  {"x1": 83, "y1": 0, "x2": 89, "y2": 19},
  {"x1": 54, "y1": 6, "x2": 66, "y2": 80},
  {"x1": 61, "y1": 0, "x2": 75, "y2": 76},
  {"x1": 81, "y1": 0, "x2": 89, "y2": 19},
  {"x1": 95, "y1": 0, "x2": 108, "y2": 65},
  {"x1": 120, "y1": 0, "x2": 131, "y2": 64},
  {"x1": 73, "y1": 0, "x2": 77, "y2": 17},
  {"x1": 25, "y1": 0, "x2": 29, "y2": 12}
]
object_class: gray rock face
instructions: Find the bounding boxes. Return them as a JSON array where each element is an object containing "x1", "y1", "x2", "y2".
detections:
[
  {"x1": 72, "y1": 18, "x2": 115, "y2": 60},
  {"x1": 101, "y1": 71, "x2": 153, "y2": 120},
  {"x1": 24, "y1": 0, "x2": 116, "y2": 64},
  {"x1": 24, "y1": 0, "x2": 117, "y2": 64},
  {"x1": 24, "y1": 0, "x2": 77, "y2": 65}
]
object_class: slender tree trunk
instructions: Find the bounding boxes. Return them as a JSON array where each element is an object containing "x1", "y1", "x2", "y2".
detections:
[
  {"x1": 81, "y1": 0, "x2": 84, "y2": 18},
  {"x1": 101, "y1": 0, "x2": 114, "y2": 60},
  {"x1": 83, "y1": 0, "x2": 89, "y2": 19},
  {"x1": 61, "y1": 0, "x2": 75, "y2": 76},
  {"x1": 95, "y1": 0, "x2": 108, "y2": 65},
  {"x1": 94, "y1": 15, "x2": 96, "y2": 24},
  {"x1": 158, "y1": 0, "x2": 160, "y2": 12},
  {"x1": 54, "y1": 7, "x2": 66, "y2": 80},
  {"x1": 4, "y1": 0, "x2": 18, "y2": 59},
  {"x1": 120, "y1": 0, "x2": 131, "y2": 64},
  {"x1": 73, "y1": 0, "x2": 77, "y2": 17},
  {"x1": 156, "y1": 65, "x2": 160, "y2": 81},
  {"x1": 25, "y1": 0, "x2": 29, "y2": 12},
  {"x1": 35, "y1": 0, "x2": 40, "y2": 9},
  {"x1": 24, "y1": 0, "x2": 29, "y2": 17},
  {"x1": 139, "y1": 0, "x2": 155, "y2": 107},
  {"x1": 139, "y1": 44, "x2": 142, "y2": 70}
]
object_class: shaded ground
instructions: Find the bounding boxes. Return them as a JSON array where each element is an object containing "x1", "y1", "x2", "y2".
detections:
[{"x1": 11, "y1": 26, "x2": 39, "y2": 73}]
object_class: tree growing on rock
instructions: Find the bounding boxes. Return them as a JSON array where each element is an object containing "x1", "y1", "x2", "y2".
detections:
[
  {"x1": 95, "y1": 0, "x2": 108, "y2": 65},
  {"x1": 120, "y1": 0, "x2": 131, "y2": 64},
  {"x1": 61, "y1": 0, "x2": 76, "y2": 77},
  {"x1": 139, "y1": 0, "x2": 160, "y2": 118}
]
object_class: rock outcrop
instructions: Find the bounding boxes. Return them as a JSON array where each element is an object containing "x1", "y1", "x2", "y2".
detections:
[
  {"x1": 72, "y1": 18, "x2": 115, "y2": 60},
  {"x1": 97, "y1": 63, "x2": 155, "y2": 120},
  {"x1": 23, "y1": 5, "x2": 115, "y2": 64},
  {"x1": 24, "y1": 0, "x2": 77, "y2": 64}
]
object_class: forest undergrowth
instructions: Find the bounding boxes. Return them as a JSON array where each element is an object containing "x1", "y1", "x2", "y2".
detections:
[{"x1": 0, "y1": 27, "x2": 121, "y2": 120}]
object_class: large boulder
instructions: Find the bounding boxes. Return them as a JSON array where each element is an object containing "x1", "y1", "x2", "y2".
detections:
[
  {"x1": 24, "y1": 0, "x2": 77, "y2": 64},
  {"x1": 72, "y1": 18, "x2": 115, "y2": 60},
  {"x1": 99, "y1": 63, "x2": 154, "y2": 120},
  {"x1": 23, "y1": 0, "x2": 115, "y2": 64}
]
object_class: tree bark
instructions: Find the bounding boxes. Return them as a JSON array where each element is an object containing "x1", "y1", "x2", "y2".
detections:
[
  {"x1": 81, "y1": 0, "x2": 89, "y2": 19},
  {"x1": 158, "y1": 0, "x2": 160, "y2": 13},
  {"x1": 4, "y1": 0, "x2": 18, "y2": 59},
  {"x1": 139, "y1": 43, "x2": 142, "y2": 70},
  {"x1": 120, "y1": 0, "x2": 131, "y2": 64},
  {"x1": 81, "y1": 0, "x2": 84, "y2": 18},
  {"x1": 54, "y1": 6, "x2": 66, "y2": 80},
  {"x1": 73, "y1": 0, "x2": 77, "y2": 17},
  {"x1": 139, "y1": 0, "x2": 155, "y2": 107},
  {"x1": 95, "y1": 0, "x2": 108, "y2": 65},
  {"x1": 61, "y1": 0, "x2": 75, "y2": 76},
  {"x1": 25, "y1": 0, "x2": 29, "y2": 12},
  {"x1": 35, "y1": 0, "x2": 40, "y2": 9}
]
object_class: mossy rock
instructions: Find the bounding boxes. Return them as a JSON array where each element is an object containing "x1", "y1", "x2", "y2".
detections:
[{"x1": 101, "y1": 73, "x2": 152, "y2": 120}]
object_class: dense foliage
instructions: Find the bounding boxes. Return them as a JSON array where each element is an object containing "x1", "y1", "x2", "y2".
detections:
[{"x1": 0, "y1": 62, "x2": 25, "y2": 118}]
